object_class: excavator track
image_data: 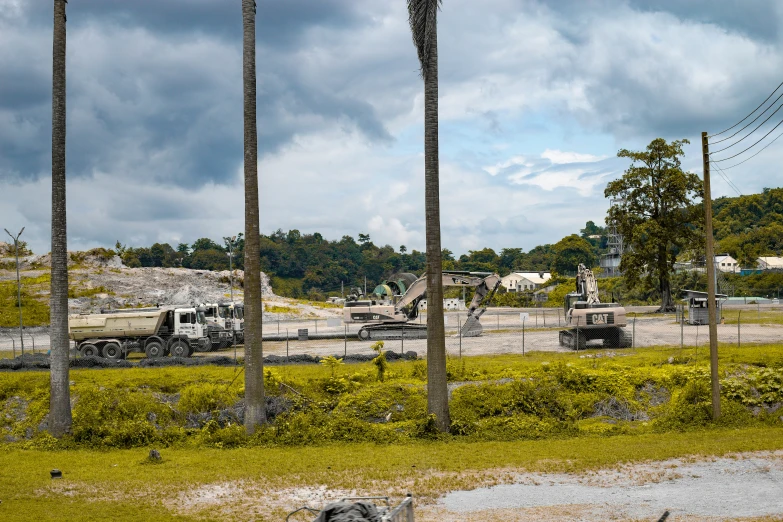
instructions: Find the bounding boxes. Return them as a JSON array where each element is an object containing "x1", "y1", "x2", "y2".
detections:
[{"x1": 358, "y1": 323, "x2": 428, "y2": 341}]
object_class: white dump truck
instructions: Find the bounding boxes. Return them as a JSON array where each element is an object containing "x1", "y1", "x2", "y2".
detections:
[
  {"x1": 200, "y1": 303, "x2": 234, "y2": 351},
  {"x1": 68, "y1": 306, "x2": 210, "y2": 359},
  {"x1": 227, "y1": 302, "x2": 244, "y2": 344}
]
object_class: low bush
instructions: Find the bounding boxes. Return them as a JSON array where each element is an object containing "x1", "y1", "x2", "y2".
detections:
[{"x1": 1, "y1": 345, "x2": 782, "y2": 450}]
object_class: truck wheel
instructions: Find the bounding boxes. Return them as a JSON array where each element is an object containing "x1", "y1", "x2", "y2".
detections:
[
  {"x1": 145, "y1": 341, "x2": 164, "y2": 358},
  {"x1": 102, "y1": 342, "x2": 123, "y2": 360},
  {"x1": 169, "y1": 340, "x2": 190, "y2": 358},
  {"x1": 195, "y1": 339, "x2": 212, "y2": 352},
  {"x1": 81, "y1": 344, "x2": 99, "y2": 357},
  {"x1": 358, "y1": 328, "x2": 370, "y2": 341}
]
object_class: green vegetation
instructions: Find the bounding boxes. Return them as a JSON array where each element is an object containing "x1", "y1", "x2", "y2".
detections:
[
  {"x1": 0, "y1": 274, "x2": 51, "y2": 327},
  {"x1": 2, "y1": 344, "x2": 782, "y2": 451}
]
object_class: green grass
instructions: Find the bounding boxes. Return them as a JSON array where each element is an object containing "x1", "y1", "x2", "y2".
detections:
[
  {"x1": 0, "y1": 426, "x2": 781, "y2": 521},
  {"x1": 0, "y1": 273, "x2": 51, "y2": 327},
  {"x1": 2, "y1": 345, "x2": 783, "y2": 519}
]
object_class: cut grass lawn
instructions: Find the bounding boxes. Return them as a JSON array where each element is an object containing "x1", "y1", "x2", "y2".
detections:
[{"x1": 0, "y1": 426, "x2": 782, "y2": 521}]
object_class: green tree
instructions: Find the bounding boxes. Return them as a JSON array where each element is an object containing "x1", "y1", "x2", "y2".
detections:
[
  {"x1": 407, "y1": 0, "x2": 449, "y2": 432},
  {"x1": 605, "y1": 138, "x2": 703, "y2": 312},
  {"x1": 551, "y1": 234, "x2": 595, "y2": 274},
  {"x1": 49, "y1": 0, "x2": 73, "y2": 437},
  {"x1": 242, "y1": 0, "x2": 266, "y2": 433}
]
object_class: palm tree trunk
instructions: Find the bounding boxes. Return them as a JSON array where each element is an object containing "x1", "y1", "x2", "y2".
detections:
[
  {"x1": 423, "y1": 16, "x2": 449, "y2": 432},
  {"x1": 242, "y1": 0, "x2": 266, "y2": 433},
  {"x1": 49, "y1": 0, "x2": 72, "y2": 437}
]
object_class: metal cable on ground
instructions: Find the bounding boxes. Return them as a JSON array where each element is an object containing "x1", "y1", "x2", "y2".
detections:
[
  {"x1": 710, "y1": 89, "x2": 783, "y2": 145},
  {"x1": 710, "y1": 116, "x2": 783, "y2": 162},
  {"x1": 708, "y1": 79, "x2": 783, "y2": 138},
  {"x1": 710, "y1": 101, "x2": 783, "y2": 154},
  {"x1": 713, "y1": 125, "x2": 783, "y2": 171}
]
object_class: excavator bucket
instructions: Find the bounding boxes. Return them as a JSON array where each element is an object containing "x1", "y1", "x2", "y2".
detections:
[{"x1": 460, "y1": 315, "x2": 483, "y2": 337}]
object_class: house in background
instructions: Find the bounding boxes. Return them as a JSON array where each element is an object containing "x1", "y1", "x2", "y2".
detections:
[
  {"x1": 714, "y1": 254, "x2": 739, "y2": 273},
  {"x1": 500, "y1": 271, "x2": 552, "y2": 292},
  {"x1": 757, "y1": 257, "x2": 783, "y2": 271}
]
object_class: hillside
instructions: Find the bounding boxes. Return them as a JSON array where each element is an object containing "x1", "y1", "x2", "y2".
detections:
[{"x1": 0, "y1": 248, "x2": 340, "y2": 328}]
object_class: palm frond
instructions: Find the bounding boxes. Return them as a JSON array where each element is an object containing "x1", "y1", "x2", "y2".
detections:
[{"x1": 407, "y1": 0, "x2": 441, "y2": 78}]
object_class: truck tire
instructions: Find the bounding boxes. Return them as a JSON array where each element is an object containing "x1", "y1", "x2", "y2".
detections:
[
  {"x1": 145, "y1": 340, "x2": 164, "y2": 358},
  {"x1": 169, "y1": 339, "x2": 191, "y2": 358},
  {"x1": 80, "y1": 343, "x2": 99, "y2": 357},
  {"x1": 102, "y1": 342, "x2": 123, "y2": 360},
  {"x1": 195, "y1": 339, "x2": 212, "y2": 353}
]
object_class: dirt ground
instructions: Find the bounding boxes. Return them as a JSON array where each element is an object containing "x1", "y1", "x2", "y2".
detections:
[{"x1": 170, "y1": 451, "x2": 783, "y2": 521}]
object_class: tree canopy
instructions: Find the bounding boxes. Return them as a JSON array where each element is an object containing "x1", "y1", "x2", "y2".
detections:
[{"x1": 605, "y1": 138, "x2": 703, "y2": 311}]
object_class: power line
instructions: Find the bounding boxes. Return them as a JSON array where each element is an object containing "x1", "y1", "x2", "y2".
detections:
[
  {"x1": 710, "y1": 115, "x2": 783, "y2": 162},
  {"x1": 708, "y1": 79, "x2": 783, "y2": 138},
  {"x1": 712, "y1": 125, "x2": 783, "y2": 171},
  {"x1": 709, "y1": 101, "x2": 783, "y2": 155},
  {"x1": 710, "y1": 162, "x2": 742, "y2": 196},
  {"x1": 710, "y1": 89, "x2": 783, "y2": 145}
]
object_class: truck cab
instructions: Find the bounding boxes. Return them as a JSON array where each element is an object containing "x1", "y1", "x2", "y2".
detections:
[{"x1": 201, "y1": 302, "x2": 233, "y2": 350}]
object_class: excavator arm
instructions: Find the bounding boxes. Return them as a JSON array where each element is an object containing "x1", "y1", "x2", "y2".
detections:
[
  {"x1": 393, "y1": 271, "x2": 502, "y2": 332},
  {"x1": 576, "y1": 263, "x2": 601, "y2": 305}
]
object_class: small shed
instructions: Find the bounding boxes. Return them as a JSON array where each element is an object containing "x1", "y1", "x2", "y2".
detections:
[{"x1": 682, "y1": 290, "x2": 727, "y2": 325}]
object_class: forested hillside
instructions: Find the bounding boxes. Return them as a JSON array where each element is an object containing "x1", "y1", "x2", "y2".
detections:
[
  {"x1": 103, "y1": 189, "x2": 783, "y2": 298},
  {"x1": 714, "y1": 187, "x2": 783, "y2": 265}
]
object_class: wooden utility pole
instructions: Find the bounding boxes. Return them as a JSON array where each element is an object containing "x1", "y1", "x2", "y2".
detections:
[{"x1": 702, "y1": 131, "x2": 720, "y2": 420}]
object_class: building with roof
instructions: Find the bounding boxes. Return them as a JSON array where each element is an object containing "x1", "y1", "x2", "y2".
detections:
[
  {"x1": 757, "y1": 256, "x2": 783, "y2": 271},
  {"x1": 500, "y1": 271, "x2": 552, "y2": 293}
]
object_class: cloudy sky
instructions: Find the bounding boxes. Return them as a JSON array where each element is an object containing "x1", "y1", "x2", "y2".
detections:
[{"x1": 2, "y1": 0, "x2": 783, "y2": 255}]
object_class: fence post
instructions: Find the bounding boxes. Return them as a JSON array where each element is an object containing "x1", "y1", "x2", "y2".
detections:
[
  {"x1": 497, "y1": 313, "x2": 500, "y2": 331},
  {"x1": 557, "y1": 308, "x2": 561, "y2": 327},
  {"x1": 286, "y1": 329, "x2": 289, "y2": 364},
  {"x1": 535, "y1": 309, "x2": 538, "y2": 328},
  {"x1": 344, "y1": 324, "x2": 347, "y2": 357},
  {"x1": 458, "y1": 318, "x2": 462, "y2": 359},
  {"x1": 575, "y1": 316, "x2": 580, "y2": 351},
  {"x1": 277, "y1": 319, "x2": 280, "y2": 335},
  {"x1": 758, "y1": 302, "x2": 761, "y2": 322},
  {"x1": 543, "y1": 309, "x2": 546, "y2": 327},
  {"x1": 315, "y1": 319, "x2": 318, "y2": 334},
  {"x1": 522, "y1": 318, "x2": 525, "y2": 355},
  {"x1": 737, "y1": 310, "x2": 741, "y2": 348},
  {"x1": 632, "y1": 316, "x2": 636, "y2": 349},
  {"x1": 680, "y1": 306, "x2": 684, "y2": 350},
  {"x1": 401, "y1": 323, "x2": 405, "y2": 355}
]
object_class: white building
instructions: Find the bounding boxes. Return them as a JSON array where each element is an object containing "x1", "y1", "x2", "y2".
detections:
[
  {"x1": 500, "y1": 272, "x2": 552, "y2": 292},
  {"x1": 757, "y1": 256, "x2": 783, "y2": 270},
  {"x1": 714, "y1": 254, "x2": 739, "y2": 273}
]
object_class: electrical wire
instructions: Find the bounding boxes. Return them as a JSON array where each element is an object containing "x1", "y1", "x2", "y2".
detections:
[
  {"x1": 708, "y1": 79, "x2": 783, "y2": 138},
  {"x1": 711, "y1": 162, "x2": 742, "y2": 196},
  {"x1": 710, "y1": 115, "x2": 783, "y2": 162},
  {"x1": 711, "y1": 89, "x2": 783, "y2": 145},
  {"x1": 711, "y1": 124, "x2": 783, "y2": 171},
  {"x1": 709, "y1": 100, "x2": 783, "y2": 154}
]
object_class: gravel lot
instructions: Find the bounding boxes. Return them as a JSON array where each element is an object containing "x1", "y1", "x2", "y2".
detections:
[{"x1": 425, "y1": 451, "x2": 783, "y2": 521}]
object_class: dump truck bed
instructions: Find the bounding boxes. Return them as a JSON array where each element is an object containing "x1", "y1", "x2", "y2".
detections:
[{"x1": 68, "y1": 310, "x2": 167, "y2": 341}]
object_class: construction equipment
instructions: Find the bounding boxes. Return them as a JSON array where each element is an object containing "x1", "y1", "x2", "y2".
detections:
[
  {"x1": 344, "y1": 271, "x2": 501, "y2": 341},
  {"x1": 558, "y1": 263, "x2": 631, "y2": 349},
  {"x1": 69, "y1": 306, "x2": 210, "y2": 359},
  {"x1": 228, "y1": 302, "x2": 244, "y2": 343},
  {"x1": 200, "y1": 302, "x2": 234, "y2": 351}
]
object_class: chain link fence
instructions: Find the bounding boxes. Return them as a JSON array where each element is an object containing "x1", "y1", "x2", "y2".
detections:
[{"x1": 2, "y1": 303, "x2": 782, "y2": 361}]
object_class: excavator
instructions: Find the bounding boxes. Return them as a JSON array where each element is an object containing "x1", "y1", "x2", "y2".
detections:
[
  {"x1": 558, "y1": 263, "x2": 632, "y2": 349},
  {"x1": 343, "y1": 271, "x2": 501, "y2": 341}
]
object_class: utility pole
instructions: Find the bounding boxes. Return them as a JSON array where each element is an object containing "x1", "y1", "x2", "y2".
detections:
[
  {"x1": 702, "y1": 131, "x2": 720, "y2": 420},
  {"x1": 4, "y1": 227, "x2": 25, "y2": 354}
]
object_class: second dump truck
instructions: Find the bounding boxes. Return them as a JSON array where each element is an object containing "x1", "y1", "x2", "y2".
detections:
[{"x1": 68, "y1": 306, "x2": 210, "y2": 358}]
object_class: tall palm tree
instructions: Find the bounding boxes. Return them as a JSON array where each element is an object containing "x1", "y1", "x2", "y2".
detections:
[
  {"x1": 49, "y1": 0, "x2": 73, "y2": 437},
  {"x1": 242, "y1": 0, "x2": 266, "y2": 433},
  {"x1": 407, "y1": 0, "x2": 449, "y2": 432}
]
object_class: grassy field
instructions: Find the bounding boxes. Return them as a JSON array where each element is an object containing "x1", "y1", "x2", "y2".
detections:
[
  {"x1": 1, "y1": 344, "x2": 782, "y2": 520},
  {"x1": 0, "y1": 427, "x2": 782, "y2": 521}
]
